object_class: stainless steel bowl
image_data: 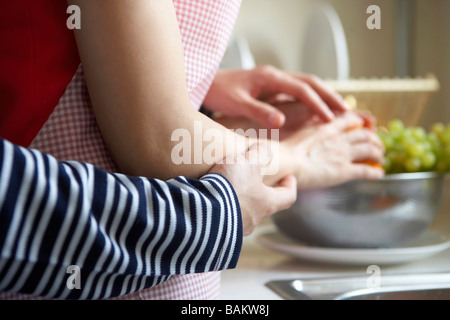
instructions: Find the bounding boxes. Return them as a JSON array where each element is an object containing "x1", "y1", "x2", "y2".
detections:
[{"x1": 273, "y1": 172, "x2": 446, "y2": 248}]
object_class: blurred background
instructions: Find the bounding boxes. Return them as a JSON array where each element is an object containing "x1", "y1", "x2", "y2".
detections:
[
  {"x1": 221, "y1": 0, "x2": 450, "y2": 233},
  {"x1": 219, "y1": 2, "x2": 450, "y2": 298},
  {"x1": 224, "y1": 0, "x2": 449, "y2": 129}
]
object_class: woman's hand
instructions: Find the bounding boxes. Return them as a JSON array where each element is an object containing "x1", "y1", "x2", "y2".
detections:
[
  {"x1": 213, "y1": 100, "x2": 322, "y2": 141},
  {"x1": 283, "y1": 111, "x2": 385, "y2": 189},
  {"x1": 203, "y1": 66, "x2": 348, "y2": 129},
  {"x1": 209, "y1": 143, "x2": 297, "y2": 236}
]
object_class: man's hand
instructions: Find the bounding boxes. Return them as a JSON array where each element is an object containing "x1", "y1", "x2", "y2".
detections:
[
  {"x1": 203, "y1": 66, "x2": 349, "y2": 129},
  {"x1": 209, "y1": 143, "x2": 297, "y2": 236}
]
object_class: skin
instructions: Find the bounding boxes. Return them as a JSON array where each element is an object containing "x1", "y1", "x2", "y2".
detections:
[
  {"x1": 203, "y1": 66, "x2": 348, "y2": 129},
  {"x1": 68, "y1": 0, "x2": 384, "y2": 234},
  {"x1": 210, "y1": 143, "x2": 297, "y2": 236}
]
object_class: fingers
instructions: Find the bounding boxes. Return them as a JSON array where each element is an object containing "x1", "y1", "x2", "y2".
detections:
[
  {"x1": 254, "y1": 66, "x2": 336, "y2": 122},
  {"x1": 274, "y1": 76, "x2": 336, "y2": 121},
  {"x1": 245, "y1": 66, "x2": 353, "y2": 127},
  {"x1": 350, "y1": 163, "x2": 385, "y2": 180},
  {"x1": 344, "y1": 125, "x2": 386, "y2": 179},
  {"x1": 344, "y1": 125, "x2": 385, "y2": 165},
  {"x1": 290, "y1": 72, "x2": 349, "y2": 114},
  {"x1": 264, "y1": 175, "x2": 297, "y2": 213},
  {"x1": 318, "y1": 111, "x2": 363, "y2": 136},
  {"x1": 345, "y1": 127, "x2": 385, "y2": 150},
  {"x1": 242, "y1": 96, "x2": 286, "y2": 128},
  {"x1": 349, "y1": 143, "x2": 384, "y2": 164},
  {"x1": 353, "y1": 109, "x2": 377, "y2": 131}
]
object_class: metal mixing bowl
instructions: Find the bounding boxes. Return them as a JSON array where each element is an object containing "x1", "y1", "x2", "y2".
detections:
[{"x1": 273, "y1": 172, "x2": 446, "y2": 248}]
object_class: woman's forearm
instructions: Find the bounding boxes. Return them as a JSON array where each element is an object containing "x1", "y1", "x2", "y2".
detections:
[
  {"x1": 70, "y1": 0, "x2": 194, "y2": 178},
  {"x1": 70, "y1": 0, "x2": 296, "y2": 183}
]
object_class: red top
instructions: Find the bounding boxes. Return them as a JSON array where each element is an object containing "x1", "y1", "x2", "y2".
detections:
[{"x1": 0, "y1": 0, "x2": 80, "y2": 147}]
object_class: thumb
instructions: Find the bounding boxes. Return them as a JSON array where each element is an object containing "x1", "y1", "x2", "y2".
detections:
[
  {"x1": 265, "y1": 175, "x2": 297, "y2": 213},
  {"x1": 242, "y1": 96, "x2": 286, "y2": 129}
]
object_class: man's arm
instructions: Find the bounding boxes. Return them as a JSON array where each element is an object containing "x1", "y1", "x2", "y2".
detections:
[{"x1": 0, "y1": 138, "x2": 242, "y2": 299}]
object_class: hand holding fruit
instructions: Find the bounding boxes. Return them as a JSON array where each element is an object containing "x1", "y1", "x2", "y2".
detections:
[{"x1": 285, "y1": 111, "x2": 385, "y2": 189}]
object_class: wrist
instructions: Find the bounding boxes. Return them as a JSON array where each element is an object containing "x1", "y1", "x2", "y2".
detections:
[
  {"x1": 279, "y1": 141, "x2": 302, "y2": 181},
  {"x1": 262, "y1": 141, "x2": 300, "y2": 187}
]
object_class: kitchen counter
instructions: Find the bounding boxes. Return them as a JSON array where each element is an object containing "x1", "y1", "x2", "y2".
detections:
[{"x1": 219, "y1": 211, "x2": 450, "y2": 300}]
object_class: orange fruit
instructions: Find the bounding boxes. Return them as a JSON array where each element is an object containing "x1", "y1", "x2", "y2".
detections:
[{"x1": 358, "y1": 160, "x2": 383, "y2": 168}]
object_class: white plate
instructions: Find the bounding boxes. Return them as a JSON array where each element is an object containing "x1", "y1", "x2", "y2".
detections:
[{"x1": 257, "y1": 230, "x2": 450, "y2": 266}]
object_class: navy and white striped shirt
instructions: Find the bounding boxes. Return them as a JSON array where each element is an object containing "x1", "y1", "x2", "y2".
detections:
[{"x1": 0, "y1": 138, "x2": 242, "y2": 299}]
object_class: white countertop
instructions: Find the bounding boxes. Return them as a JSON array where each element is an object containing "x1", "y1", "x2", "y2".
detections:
[{"x1": 219, "y1": 212, "x2": 450, "y2": 300}]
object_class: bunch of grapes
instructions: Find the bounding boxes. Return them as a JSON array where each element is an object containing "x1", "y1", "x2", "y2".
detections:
[{"x1": 377, "y1": 119, "x2": 450, "y2": 174}]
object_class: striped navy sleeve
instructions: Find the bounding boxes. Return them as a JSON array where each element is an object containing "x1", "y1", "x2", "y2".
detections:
[{"x1": 0, "y1": 138, "x2": 243, "y2": 299}]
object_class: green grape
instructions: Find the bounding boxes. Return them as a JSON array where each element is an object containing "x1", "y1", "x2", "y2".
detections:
[
  {"x1": 427, "y1": 132, "x2": 440, "y2": 151},
  {"x1": 421, "y1": 152, "x2": 436, "y2": 169},
  {"x1": 405, "y1": 157, "x2": 421, "y2": 172},
  {"x1": 422, "y1": 140, "x2": 432, "y2": 152},
  {"x1": 382, "y1": 157, "x2": 392, "y2": 172},
  {"x1": 441, "y1": 127, "x2": 450, "y2": 145},
  {"x1": 406, "y1": 143, "x2": 425, "y2": 158},
  {"x1": 411, "y1": 127, "x2": 427, "y2": 141},
  {"x1": 431, "y1": 122, "x2": 445, "y2": 138},
  {"x1": 394, "y1": 150, "x2": 408, "y2": 165},
  {"x1": 377, "y1": 130, "x2": 394, "y2": 149},
  {"x1": 378, "y1": 119, "x2": 450, "y2": 174},
  {"x1": 389, "y1": 130, "x2": 403, "y2": 146},
  {"x1": 436, "y1": 159, "x2": 448, "y2": 172},
  {"x1": 445, "y1": 144, "x2": 450, "y2": 158},
  {"x1": 388, "y1": 119, "x2": 404, "y2": 133},
  {"x1": 400, "y1": 127, "x2": 413, "y2": 141}
]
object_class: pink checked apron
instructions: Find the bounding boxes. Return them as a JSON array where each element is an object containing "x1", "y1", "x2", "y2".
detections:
[{"x1": 1, "y1": 0, "x2": 241, "y2": 300}]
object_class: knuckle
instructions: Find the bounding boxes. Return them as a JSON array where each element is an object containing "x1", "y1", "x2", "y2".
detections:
[
  {"x1": 321, "y1": 123, "x2": 338, "y2": 137},
  {"x1": 366, "y1": 129, "x2": 378, "y2": 139},
  {"x1": 255, "y1": 65, "x2": 277, "y2": 78},
  {"x1": 294, "y1": 79, "x2": 310, "y2": 93},
  {"x1": 287, "y1": 194, "x2": 297, "y2": 208},
  {"x1": 355, "y1": 165, "x2": 370, "y2": 179},
  {"x1": 306, "y1": 74, "x2": 322, "y2": 85},
  {"x1": 365, "y1": 145, "x2": 377, "y2": 158},
  {"x1": 360, "y1": 129, "x2": 372, "y2": 140}
]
